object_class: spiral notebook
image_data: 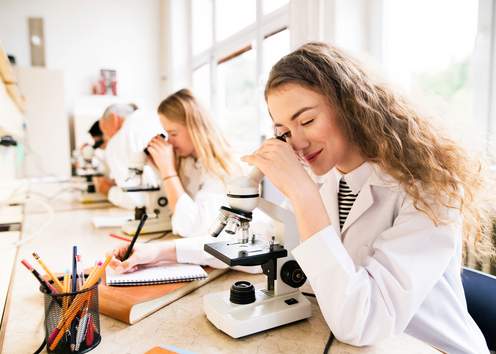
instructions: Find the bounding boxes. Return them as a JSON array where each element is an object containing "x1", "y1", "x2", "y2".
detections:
[{"x1": 106, "y1": 264, "x2": 208, "y2": 286}]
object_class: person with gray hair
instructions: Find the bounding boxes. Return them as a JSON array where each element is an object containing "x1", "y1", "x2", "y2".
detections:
[
  {"x1": 93, "y1": 102, "x2": 164, "y2": 206},
  {"x1": 98, "y1": 103, "x2": 139, "y2": 144}
]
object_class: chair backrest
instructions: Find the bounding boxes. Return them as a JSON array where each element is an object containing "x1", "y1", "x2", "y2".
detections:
[{"x1": 461, "y1": 267, "x2": 496, "y2": 351}]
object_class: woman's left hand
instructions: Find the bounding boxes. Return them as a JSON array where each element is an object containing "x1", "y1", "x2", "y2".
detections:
[
  {"x1": 93, "y1": 176, "x2": 115, "y2": 196},
  {"x1": 242, "y1": 139, "x2": 315, "y2": 201},
  {"x1": 146, "y1": 135, "x2": 176, "y2": 178}
]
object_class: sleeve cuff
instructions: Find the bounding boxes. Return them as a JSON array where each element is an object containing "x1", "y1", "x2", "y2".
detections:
[
  {"x1": 292, "y1": 225, "x2": 356, "y2": 278},
  {"x1": 171, "y1": 193, "x2": 196, "y2": 235},
  {"x1": 175, "y1": 236, "x2": 204, "y2": 264},
  {"x1": 175, "y1": 236, "x2": 228, "y2": 269}
]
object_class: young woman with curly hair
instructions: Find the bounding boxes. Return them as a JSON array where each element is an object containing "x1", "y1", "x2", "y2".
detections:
[{"x1": 242, "y1": 42, "x2": 492, "y2": 354}]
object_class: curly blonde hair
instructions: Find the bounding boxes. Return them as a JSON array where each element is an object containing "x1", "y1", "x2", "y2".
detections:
[
  {"x1": 157, "y1": 88, "x2": 237, "y2": 182},
  {"x1": 265, "y1": 42, "x2": 495, "y2": 262}
]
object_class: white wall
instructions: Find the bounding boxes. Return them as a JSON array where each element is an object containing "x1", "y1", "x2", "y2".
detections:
[
  {"x1": 159, "y1": 0, "x2": 191, "y2": 97},
  {"x1": 0, "y1": 0, "x2": 162, "y2": 113}
]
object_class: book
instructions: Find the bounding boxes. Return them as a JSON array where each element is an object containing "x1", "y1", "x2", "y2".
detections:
[
  {"x1": 106, "y1": 264, "x2": 208, "y2": 286},
  {"x1": 98, "y1": 267, "x2": 228, "y2": 324},
  {"x1": 145, "y1": 345, "x2": 197, "y2": 354}
]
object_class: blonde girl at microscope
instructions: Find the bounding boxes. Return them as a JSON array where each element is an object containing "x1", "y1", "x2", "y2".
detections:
[
  {"x1": 109, "y1": 89, "x2": 265, "y2": 272},
  {"x1": 241, "y1": 42, "x2": 492, "y2": 354}
]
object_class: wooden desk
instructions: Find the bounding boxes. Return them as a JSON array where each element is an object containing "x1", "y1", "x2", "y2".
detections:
[{"x1": 1, "y1": 183, "x2": 439, "y2": 354}]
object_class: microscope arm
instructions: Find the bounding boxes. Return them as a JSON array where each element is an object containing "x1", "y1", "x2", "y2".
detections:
[{"x1": 256, "y1": 198, "x2": 300, "y2": 252}]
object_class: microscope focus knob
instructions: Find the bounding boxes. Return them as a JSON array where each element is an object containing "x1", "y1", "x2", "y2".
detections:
[
  {"x1": 280, "y1": 260, "x2": 307, "y2": 288},
  {"x1": 157, "y1": 196, "x2": 168, "y2": 207},
  {"x1": 229, "y1": 281, "x2": 255, "y2": 305}
]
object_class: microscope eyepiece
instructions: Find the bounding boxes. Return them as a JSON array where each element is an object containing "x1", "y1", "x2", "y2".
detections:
[{"x1": 144, "y1": 133, "x2": 166, "y2": 156}]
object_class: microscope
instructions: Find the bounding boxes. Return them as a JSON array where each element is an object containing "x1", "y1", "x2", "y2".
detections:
[
  {"x1": 203, "y1": 168, "x2": 312, "y2": 338},
  {"x1": 120, "y1": 135, "x2": 172, "y2": 235},
  {"x1": 74, "y1": 144, "x2": 107, "y2": 203}
]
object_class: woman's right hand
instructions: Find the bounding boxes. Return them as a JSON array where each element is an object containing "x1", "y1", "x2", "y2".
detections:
[
  {"x1": 107, "y1": 243, "x2": 161, "y2": 273},
  {"x1": 146, "y1": 134, "x2": 177, "y2": 179}
]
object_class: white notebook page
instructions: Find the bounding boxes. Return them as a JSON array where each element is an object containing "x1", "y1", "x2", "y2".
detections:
[{"x1": 106, "y1": 263, "x2": 208, "y2": 285}]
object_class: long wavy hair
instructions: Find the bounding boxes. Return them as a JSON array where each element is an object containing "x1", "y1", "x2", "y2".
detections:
[
  {"x1": 157, "y1": 88, "x2": 237, "y2": 182},
  {"x1": 265, "y1": 42, "x2": 494, "y2": 261}
]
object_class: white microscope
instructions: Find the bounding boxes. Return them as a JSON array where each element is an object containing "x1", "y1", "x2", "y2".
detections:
[
  {"x1": 203, "y1": 167, "x2": 312, "y2": 338},
  {"x1": 119, "y1": 135, "x2": 172, "y2": 235},
  {"x1": 74, "y1": 144, "x2": 107, "y2": 203}
]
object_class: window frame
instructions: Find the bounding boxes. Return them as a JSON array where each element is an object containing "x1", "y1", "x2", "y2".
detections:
[{"x1": 190, "y1": 0, "x2": 289, "y2": 129}]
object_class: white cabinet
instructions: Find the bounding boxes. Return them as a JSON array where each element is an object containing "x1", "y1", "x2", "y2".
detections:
[{"x1": 16, "y1": 67, "x2": 70, "y2": 178}]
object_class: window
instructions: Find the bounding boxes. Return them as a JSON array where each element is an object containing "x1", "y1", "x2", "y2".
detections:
[
  {"x1": 190, "y1": 0, "x2": 290, "y2": 155},
  {"x1": 192, "y1": 63, "x2": 211, "y2": 110},
  {"x1": 218, "y1": 46, "x2": 258, "y2": 153},
  {"x1": 215, "y1": 0, "x2": 256, "y2": 41},
  {"x1": 192, "y1": 0, "x2": 213, "y2": 55},
  {"x1": 381, "y1": 0, "x2": 480, "y2": 147},
  {"x1": 261, "y1": 28, "x2": 290, "y2": 138},
  {"x1": 263, "y1": 0, "x2": 289, "y2": 15}
]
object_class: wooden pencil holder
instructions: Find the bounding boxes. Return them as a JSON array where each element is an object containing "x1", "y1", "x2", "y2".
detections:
[{"x1": 40, "y1": 276, "x2": 101, "y2": 353}]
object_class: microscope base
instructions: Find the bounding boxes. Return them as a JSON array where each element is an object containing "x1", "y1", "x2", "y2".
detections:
[
  {"x1": 78, "y1": 192, "x2": 107, "y2": 203},
  {"x1": 203, "y1": 284, "x2": 311, "y2": 338},
  {"x1": 122, "y1": 217, "x2": 171, "y2": 235}
]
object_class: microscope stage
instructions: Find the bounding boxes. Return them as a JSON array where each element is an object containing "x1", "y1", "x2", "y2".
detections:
[
  {"x1": 121, "y1": 186, "x2": 160, "y2": 192},
  {"x1": 204, "y1": 240, "x2": 287, "y2": 266}
]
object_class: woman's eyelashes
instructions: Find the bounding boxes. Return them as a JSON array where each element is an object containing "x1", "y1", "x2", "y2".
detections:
[
  {"x1": 276, "y1": 119, "x2": 314, "y2": 140},
  {"x1": 276, "y1": 131, "x2": 291, "y2": 141}
]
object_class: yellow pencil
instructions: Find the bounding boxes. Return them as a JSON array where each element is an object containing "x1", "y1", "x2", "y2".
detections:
[
  {"x1": 62, "y1": 274, "x2": 69, "y2": 313},
  {"x1": 82, "y1": 263, "x2": 101, "y2": 289},
  {"x1": 49, "y1": 256, "x2": 111, "y2": 350},
  {"x1": 32, "y1": 252, "x2": 64, "y2": 292}
]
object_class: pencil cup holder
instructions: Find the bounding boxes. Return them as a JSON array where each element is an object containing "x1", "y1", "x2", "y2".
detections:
[{"x1": 40, "y1": 278, "x2": 101, "y2": 354}]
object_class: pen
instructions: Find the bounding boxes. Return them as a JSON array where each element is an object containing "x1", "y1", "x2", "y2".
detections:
[
  {"x1": 74, "y1": 309, "x2": 89, "y2": 351},
  {"x1": 76, "y1": 255, "x2": 84, "y2": 290},
  {"x1": 85, "y1": 314, "x2": 95, "y2": 347},
  {"x1": 32, "y1": 252, "x2": 64, "y2": 292},
  {"x1": 71, "y1": 246, "x2": 78, "y2": 351},
  {"x1": 20, "y1": 259, "x2": 57, "y2": 294},
  {"x1": 122, "y1": 213, "x2": 147, "y2": 261},
  {"x1": 72, "y1": 246, "x2": 78, "y2": 293},
  {"x1": 49, "y1": 255, "x2": 112, "y2": 350}
]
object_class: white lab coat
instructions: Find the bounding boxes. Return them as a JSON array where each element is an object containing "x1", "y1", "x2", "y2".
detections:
[
  {"x1": 292, "y1": 162, "x2": 488, "y2": 354},
  {"x1": 104, "y1": 108, "x2": 164, "y2": 209}
]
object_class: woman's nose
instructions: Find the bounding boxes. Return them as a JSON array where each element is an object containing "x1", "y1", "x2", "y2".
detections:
[{"x1": 289, "y1": 129, "x2": 310, "y2": 152}]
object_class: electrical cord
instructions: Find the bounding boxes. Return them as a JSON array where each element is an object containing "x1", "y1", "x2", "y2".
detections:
[
  {"x1": 302, "y1": 292, "x2": 334, "y2": 354},
  {"x1": 29, "y1": 185, "x2": 85, "y2": 201},
  {"x1": 143, "y1": 230, "x2": 173, "y2": 243},
  {"x1": 302, "y1": 291, "x2": 316, "y2": 297},
  {"x1": 0, "y1": 184, "x2": 27, "y2": 208},
  {"x1": 32, "y1": 338, "x2": 46, "y2": 354},
  {"x1": 323, "y1": 331, "x2": 335, "y2": 354},
  {"x1": 0, "y1": 194, "x2": 55, "y2": 250}
]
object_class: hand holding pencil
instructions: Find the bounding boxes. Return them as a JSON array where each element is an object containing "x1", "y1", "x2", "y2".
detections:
[
  {"x1": 108, "y1": 243, "x2": 164, "y2": 273},
  {"x1": 108, "y1": 213, "x2": 162, "y2": 274}
]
